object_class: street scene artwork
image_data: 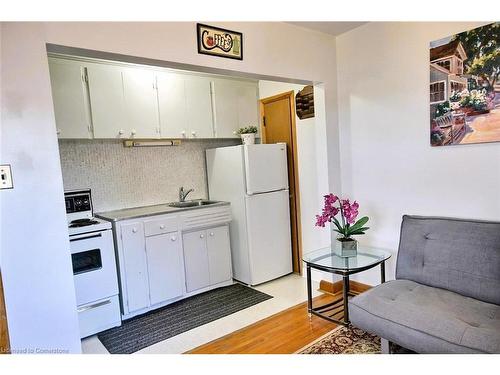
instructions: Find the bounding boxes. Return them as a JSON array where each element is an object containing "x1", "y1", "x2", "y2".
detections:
[{"x1": 430, "y1": 23, "x2": 500, "y2": 146}]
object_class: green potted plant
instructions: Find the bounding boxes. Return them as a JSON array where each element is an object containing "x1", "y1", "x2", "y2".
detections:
[
  {"x1": 315, "y1": 194, "x2": 370, "y2": 257},
  {"x1": 236, "y1": 126, "x2": 258, "y2": 145}
]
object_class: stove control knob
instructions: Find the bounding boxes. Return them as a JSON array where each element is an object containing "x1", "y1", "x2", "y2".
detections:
[
  {"x1": 131, "y1": 129, "x2": 137, "y2": 136},
  {"x1": 118, "y1": 129, "x2": 124, "y2": 136},
  {"x1": 191, "y1": 131, "x2": 197, "y2": 137}
]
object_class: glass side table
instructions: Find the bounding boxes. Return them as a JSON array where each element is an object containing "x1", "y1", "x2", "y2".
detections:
[{"x1": 302, "y1": 245, "x2": 391, "y2": 326}]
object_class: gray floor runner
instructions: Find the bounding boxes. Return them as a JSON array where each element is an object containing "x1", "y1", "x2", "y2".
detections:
[{"x1": 97, "y1": 283, "x2": 272, "y2": 354}]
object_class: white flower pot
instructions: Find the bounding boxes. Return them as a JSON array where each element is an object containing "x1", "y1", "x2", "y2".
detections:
[{"x1": 240, "y1": 133, "x2": 256, "y2": 145}]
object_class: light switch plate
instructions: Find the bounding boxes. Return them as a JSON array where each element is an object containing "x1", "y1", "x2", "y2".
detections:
[{"x1": 0, "y1": 165, "x2": 13, "y2": 189}]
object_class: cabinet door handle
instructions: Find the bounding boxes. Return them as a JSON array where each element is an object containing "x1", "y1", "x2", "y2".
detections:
[
  {"x1": 171, "y1": 236, "x2": 177, "y2": 241},
  {"x1": 132, "y1": 228, "x2": 138, "y2": 233},
  {"x1": 200, "y1": 234, "x2": 205, "y2": 238},
  {"x1": 191, "y1": 131, "x2": 197, "y2": 137},
  {"x1": 119, "y1": 129, "x2": 124, "y2": 135},
  {"x1": 209, "y1": 232, "x2": 214, "y2": 236},
  {"x1": 131, "y1": 129, "x2": 137, "y2": 136},
  {"x1": 160, "y1": 224, "x2": 165, "y2": 229}
]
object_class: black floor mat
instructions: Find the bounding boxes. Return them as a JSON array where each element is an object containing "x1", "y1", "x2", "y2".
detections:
[{"x1": 97, "y1": 283, "x2": 272, "y2": 354}]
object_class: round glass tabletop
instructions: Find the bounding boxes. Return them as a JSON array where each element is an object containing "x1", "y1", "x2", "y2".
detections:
[{"x1": 302, "y1": 244, "x2": 392, "y2": 272}]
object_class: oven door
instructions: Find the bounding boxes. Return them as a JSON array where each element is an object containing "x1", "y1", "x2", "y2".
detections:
[{"x1": 70, "y1": 229, "x2": 119, "y2": 306}]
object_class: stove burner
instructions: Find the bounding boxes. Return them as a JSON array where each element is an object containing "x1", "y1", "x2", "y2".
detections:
[{"x1": 69, "y1": 218, "x2": 99, "y2": 228}]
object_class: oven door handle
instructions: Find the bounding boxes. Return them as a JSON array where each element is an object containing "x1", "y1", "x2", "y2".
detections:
[
  {"x1": 70, "y1": 232, "x2": 103, "y2": 242},
  {"x1": 77, "y1": 299, "x2": 111, "y2": 313}
]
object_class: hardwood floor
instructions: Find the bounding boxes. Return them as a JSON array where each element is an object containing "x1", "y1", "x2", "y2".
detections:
[{"x1": 187, "y1": 293, "x2": 338, "y2": 354}]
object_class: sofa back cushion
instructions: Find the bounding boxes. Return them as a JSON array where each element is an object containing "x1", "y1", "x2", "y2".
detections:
[{"x1": 396, "y1": 215, "x2": 500, "y2": 305}]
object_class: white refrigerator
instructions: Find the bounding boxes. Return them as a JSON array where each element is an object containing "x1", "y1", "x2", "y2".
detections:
[{"x1": 206, "y1": 143, "x2": 293, "y2": 285}]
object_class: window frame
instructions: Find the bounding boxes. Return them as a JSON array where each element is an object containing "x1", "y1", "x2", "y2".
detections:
[{"x1": 430, "y1": 80, "x2": 447, "y2": 104}]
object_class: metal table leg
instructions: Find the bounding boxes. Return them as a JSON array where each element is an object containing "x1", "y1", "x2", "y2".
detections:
[
  {"x1": 343, "y1": 275, "x2": 349, "y2": 324},
  {"x1": 306, "y1": 265, "x2": 312, "y2": 317},
  {"x1": 381, "y1": 261, "x2": 386, "y2": 283}
]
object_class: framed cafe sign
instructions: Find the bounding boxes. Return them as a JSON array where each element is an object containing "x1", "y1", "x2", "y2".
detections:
[{"x1": 197, "y1": 23, "x2": 243, "y2": 60}]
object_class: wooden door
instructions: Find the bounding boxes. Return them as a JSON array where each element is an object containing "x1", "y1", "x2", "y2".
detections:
[
  {"x1": 145, "y1": 232, "x2": 184, "y2": 305},
  {"x1": 0, "y1": 271, "x2": 9, "y2": 354},
  {"x1": 206, "y1": 225, "x2": 232, "y2": 285},
  {"x1": 120, "y1": 222, "x2": 150, "y2": 314},
  {"x1": 182, "y1": 230, "x2": 210, "y2": 292},
  {"x1": 48, "y1": 58, "x2": 92, "y2": 139},
  {"x1": 122, "y1": 67, "x2": 160, "y2": 138},
  {"x1": 260, "y1": 91, "x2": 302, "y2": 274}
]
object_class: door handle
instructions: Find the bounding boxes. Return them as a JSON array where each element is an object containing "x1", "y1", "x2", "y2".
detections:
[
  {"x1": 70, "y1": 232, "x2": 102, "y2": 242},
  {"x1": 77, "y1": 299, "x2": 111, "y2": 313}
]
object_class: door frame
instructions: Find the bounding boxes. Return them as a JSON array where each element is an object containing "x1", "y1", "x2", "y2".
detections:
[
  {"x1": 259, "y1": 90, "x2": 303, "y2": 274},
  {"x1": 0, "y1": 271, "x2": 9, "y2": 354}
]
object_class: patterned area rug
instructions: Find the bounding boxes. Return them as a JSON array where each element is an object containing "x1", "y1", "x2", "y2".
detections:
[
  {"x1": 298, "y1": 326, "x2": 380, "y2": 354},
  {"x1": 298, "y1": 325, "x2": 414, "y2": 354}
]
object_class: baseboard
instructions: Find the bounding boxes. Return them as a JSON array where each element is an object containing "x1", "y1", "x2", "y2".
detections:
[{"x1": 319, "y1": 279, "x2": 372, "y2": 296}]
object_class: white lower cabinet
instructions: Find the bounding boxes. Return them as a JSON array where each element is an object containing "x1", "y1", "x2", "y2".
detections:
[
  {"x1": 145, "y1": 232, "x2": 184, "y2": 305},
  {"x1": 207, "y1": 226, "x2": 232, "y2": 285},
  {"x1": 183, "y1": 230, "x2": 211, "y2": 292},
  {"x1": 120, "y1": 222, "x2": 150, "y2": 314},
  {"x1": 183, "y1": 225, "x2": 232, "y2": 292},
  {"x1": 115, "y1": 206, "x2": 232, "y2": 319}
]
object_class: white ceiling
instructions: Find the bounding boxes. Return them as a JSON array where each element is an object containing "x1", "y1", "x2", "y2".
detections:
[{"x1": 287, "y1": 22, "x2": 367, "y2": 36}]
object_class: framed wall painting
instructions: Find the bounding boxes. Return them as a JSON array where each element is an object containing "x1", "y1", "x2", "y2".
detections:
[
  {"x1": 430, "y1": 22, "x2": 499, "y2": 146},
  {"x1": 197, "y1": 23, "x2": 243, "y2": 60}
]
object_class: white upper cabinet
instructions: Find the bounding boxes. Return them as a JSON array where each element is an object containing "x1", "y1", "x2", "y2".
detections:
[
  {"x1": 122, "y1": 67, "x2": 160, "y2": 139},
  {"x1": 48, "y1": 58, "x2": 92, "y2": 139},
  {"x1": 86, "y1": 63, "x2": 128, "y2": 139},
  {"x1": 212, "y1": 79, "x2": 239, "y2": 138},
  {"x1": 157, "y1": 71, "x2": 189, "y2": 138},
  {"x1": 49, "y1": 56, "x2": 258, "y2": 140},
  {"x1": 184, "y1": 75, "x2": 215, "y2": 138},
  {"x1": 236, "y1": 81, "x2": 259, "y2": 133},
  {"x1": 213, "y1": 79, "x2": 259, "y2": 138},
  {"x1": 157, "y1": 73, "x2": 214, "y2": 139}
]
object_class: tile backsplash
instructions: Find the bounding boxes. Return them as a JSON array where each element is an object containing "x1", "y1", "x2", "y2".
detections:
[{"x1": 58, "y1": 139, "x2": 240, "y2": 212}]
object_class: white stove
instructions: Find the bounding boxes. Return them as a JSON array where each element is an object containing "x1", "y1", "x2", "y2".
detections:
[
  {"x1": 65, "y1": 189, "x2": 121, "y2": 338},
  {"x1": 65, "y1": 189, "x2": 112, "y2": 236},
  {"x1": 68, "y1": 216, "x2": 111, "y2": 236}
]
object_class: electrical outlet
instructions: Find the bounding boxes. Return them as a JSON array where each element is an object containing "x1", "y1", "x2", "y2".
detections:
[{"x1": 0, "y1": 165, "x2": 13, "y2": 190}]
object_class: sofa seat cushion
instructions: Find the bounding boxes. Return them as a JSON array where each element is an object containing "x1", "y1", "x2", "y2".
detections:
[{"x1": 349, "y1": 279, "x2": 500, "y2": 353}]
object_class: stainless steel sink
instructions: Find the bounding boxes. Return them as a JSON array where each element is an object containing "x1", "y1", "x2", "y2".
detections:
[{"x1": 168, "y1": 200, "x2": 219, "y2": 208}]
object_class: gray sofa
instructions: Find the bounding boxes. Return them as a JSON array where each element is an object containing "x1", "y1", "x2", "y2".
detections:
[{"x1": 349, "y1": 215, "x2": 500, "y2": 354}]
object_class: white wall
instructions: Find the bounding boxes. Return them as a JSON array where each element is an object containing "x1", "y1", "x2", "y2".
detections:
[
  {"x1": 336, "y1": 22, "x2": 500, "y2": 285},
  {"x1": 0, "y1": 23, "x2": 82, "y2": 353},
  {"x1": 0, "y1": 22, "x2": 340, "y2": 351}
]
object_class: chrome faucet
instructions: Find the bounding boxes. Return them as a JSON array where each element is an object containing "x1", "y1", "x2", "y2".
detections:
[{"x1": 179, "y1": 186, "x2": 194, "y2": 202}]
